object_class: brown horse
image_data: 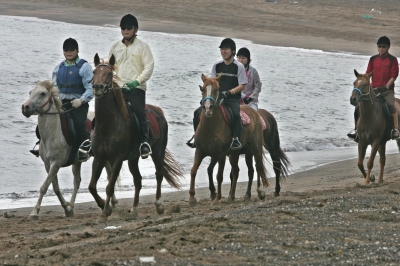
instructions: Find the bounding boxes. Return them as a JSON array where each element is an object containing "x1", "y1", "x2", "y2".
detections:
[
  {"x1": 189, "y1": 74, "x2": 268, "y2": 206},
  {"x1": 207, "y1": 108, "x2": 290, "y2": 200},
  {"x1": 350, "y1": 70, "x2": 400, "y2": 184},
  {"x1": 89, "y1": 53, "x2": 183, "y2": 222}
]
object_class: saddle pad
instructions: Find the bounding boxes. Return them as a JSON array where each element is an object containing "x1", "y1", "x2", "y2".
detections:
[
  {"x1": 145, "y1": 107, "x2": 160, "y2": 138},
  {"x1": 259, "y1": 115, "x2": 267, "y2": 130},
  {"x1": 219, "y1": 105, "x2": 251, "y2": 126},
  {"x1": 60, "y1": 113, "x2": 92, "y2": 146}
]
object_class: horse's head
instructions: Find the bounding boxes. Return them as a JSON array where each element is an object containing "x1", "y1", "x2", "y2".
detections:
[
  {"x1": 350, "y1": 69, "x2": 373, "y2": 106},
  {"x1": 92, "y1": 53, "x2": 117, "y2": 97},
  {"x1": 22, "y1": 81, "x2": 62, "y2": 117},
  {"x1": 199, "y1": 73, "x2": 222, "y2": 117}
]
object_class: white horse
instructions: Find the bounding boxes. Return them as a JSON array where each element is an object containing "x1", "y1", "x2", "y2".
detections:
[{"x1": 22, "y1": 80, "x2": 117, "y2": 220}]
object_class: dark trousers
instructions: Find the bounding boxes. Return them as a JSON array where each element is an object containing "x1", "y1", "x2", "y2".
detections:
[
  {"x1": 124, "y1": 89, "x2": 146, "y2": 123},
  {"x1": 63, "y1": 99, "x2": 89, "y2": 146},
  {"x1": 193, "y1": 98, "x2": 242, "y2": 138}
]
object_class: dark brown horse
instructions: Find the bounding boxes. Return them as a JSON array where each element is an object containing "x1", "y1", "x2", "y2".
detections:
[
  {"x1": 350, "y1": 70, "x2": 400, "y2": 184},
  {"x1": 189, "y1": 74, "x2": 268, "y2": 206},
  {"x1": 89, "y1": 54, "x2": 183, "y2": 222},
  {"x1": 207, "y1": 108, "x2": 290, "y2": 200}
]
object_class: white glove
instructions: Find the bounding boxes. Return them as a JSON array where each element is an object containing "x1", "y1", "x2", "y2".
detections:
[{"x1": 71, "y1": 98, "x2": 83, "y2": 108}]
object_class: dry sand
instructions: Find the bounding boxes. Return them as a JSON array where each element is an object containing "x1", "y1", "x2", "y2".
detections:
[{"x1": 1, "y1": 0, "x2": 400, "y2": 264}]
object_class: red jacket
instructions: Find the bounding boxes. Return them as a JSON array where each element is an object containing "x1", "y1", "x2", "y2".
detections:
[{"x1": 366, "y1": 54, "x2": 399, "y2": 88}]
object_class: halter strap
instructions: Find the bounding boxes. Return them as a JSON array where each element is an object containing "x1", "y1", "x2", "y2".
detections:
[
  {"x1": 201, "y1": 96, "x2": 216, "y2": 105},
  {"x1": 352, "y1": 88, "x2": 363, "y2": 95}
]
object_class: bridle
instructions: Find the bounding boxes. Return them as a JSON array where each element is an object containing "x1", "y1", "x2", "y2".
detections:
[
  {"x1": 200, "y1": 83, "x2": 221, "y2": 107},
  {"x1": 92, "y1": 64, "x2": 123, "y2": 95},
  {"x1": 352, "y1": 75, "x2": 380, "y2": 103}
]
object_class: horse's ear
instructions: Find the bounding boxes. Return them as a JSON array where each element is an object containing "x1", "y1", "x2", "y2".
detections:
[
  {"x1": 94, "y1": 53, "x2": 100, "y2": 66},
  {"x1": 109, "y1": 54, "x2": 116, "y2": 67},
  {"x1": 354, "y1": 69, "x2": 360, "y2": 77},
  {"x1": 366, "y1": 71, "x2": 373, "y2": 79},
  {"x1": 215, "y1": 73, "x2": 222, "y2": 82},
  {"x1": 199, "y1": 85, "x2": 203, "y2": 91},
  {"x1": 201, "y1": 74, "x2": 207, "y2": 82}
]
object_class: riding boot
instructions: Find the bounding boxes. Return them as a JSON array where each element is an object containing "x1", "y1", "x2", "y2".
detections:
[
  {"x1": 230, "y1": 119, "x2": 242, "y2": 150},
  {"x1": 140, "y1": 120, "x2": 152, "y2": 159},
  {"x1": 78, "y1": 140, "x2": 93, "y2": 162},
  {"x1": 347, "y1": 119, "x2": 358, "y2": 142},
  {"x1": 186, "y1": 107, "x2": 201, "y2": 148},
  {"x1": 391, "y1": 113, "x2": 400, "y2": 140},
  {"x1": 30, "y1": 140, "x2": 40, "y2": 157}
]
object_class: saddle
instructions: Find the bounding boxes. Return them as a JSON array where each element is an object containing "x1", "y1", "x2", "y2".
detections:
[
  {"x1": 219, "y1": 105, "x2": 266, "y2": 130},
  {"x1": 60, "y1": 113, "x2": 92, "y2": 167}
]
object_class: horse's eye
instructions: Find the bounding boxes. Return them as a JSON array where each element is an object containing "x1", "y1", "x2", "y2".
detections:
[
  {"x1": 107, "y1": 72, "x2": 112, "y2": 77},
  {"x1": 40, "y1": 92, "x2": 46, "y2": 96}
]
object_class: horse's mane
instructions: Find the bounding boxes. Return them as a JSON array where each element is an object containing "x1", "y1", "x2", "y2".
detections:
[{"x1": 38, "y1": 80, "x2": 62, "y2": 109}]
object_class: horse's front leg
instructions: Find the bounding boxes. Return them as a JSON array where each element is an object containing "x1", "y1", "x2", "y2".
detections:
[
  {"x1": 357, "y1": 144, "x2": 368, "y2": 179},
  {"x1": 227, "y1": 153, "x2": 240, "y2": 202},
  {"x1": 377, "y1": 143, "x2": 386, "y2": 183},
  {"x1": 207, "y1": 158, "x2": 218, "y2": 201},
  {"x1": 365, "y1": 143, "x2": 379, "y2": 185},
  {"x1": 65, "y1": 162, "x2": 83, "y2": 215},
  {"x1": 127, "y1": 157, "x2": 142, "y2": 217},
  {"x1": 189, "y1": 150, "x2": 205, "y2": 207},
  {"x1": 244, "y1": 153, "x2": 254, "y2": 200},
  {"x1": 211, "y1": 156, "x2": 226, "y2": 206},
  {"x1": 29, "y1": 162, "x2": 60, "y2": 220},
  {"x1": 52, "y1": 175, "x2": 73, "y2": 217},
  {"x1": 88, "y1": 157, "x2": 106, "y2": 210},
  {"x1": 99, "y1": 160, "x2": 123, "y2": 222},
  {"x1": 105, "y1": 161, "x2": 118, "y2": 208}
]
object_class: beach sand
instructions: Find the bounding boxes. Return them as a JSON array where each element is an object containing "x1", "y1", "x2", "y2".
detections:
[{"x1": 1, "y1": 0, "x2": 400, "y2": 264}]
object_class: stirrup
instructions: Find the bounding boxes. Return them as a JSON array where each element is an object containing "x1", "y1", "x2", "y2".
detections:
[
  {"x1": 30, "y1": 140, "x2": 40, "y2": 157},
  {"x1": 347, "y1": 130, "x2": 358, "y2": 143},
  {"x1": 140, "y1": 142, "x2": 152, "y2": 159},
  {"x1": 391, "y1": 129, "x2": 400, "y2": 140},
  {"x1": 186, "y1": 135, "x2": 196, "y2": 148},
  {"x1": 79, "y1": 140, "x2": 92, "y2": 155},
  {"x1": 230, "y1": 137, "x2": 242, "y2": 150}
]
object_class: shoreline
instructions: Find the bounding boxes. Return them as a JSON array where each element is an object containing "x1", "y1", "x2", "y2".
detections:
[{"x1": 1, "y1": 0, "x2": 400, "y2": 56}]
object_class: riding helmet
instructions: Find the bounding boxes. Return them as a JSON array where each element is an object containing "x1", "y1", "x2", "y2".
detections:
[
  {"x1": 219, "y1": 38, "x2": 236, "y2": 53},
  {"x1": 63, "y1": 38, "x2": 79, "y2": 51},
  {"x1": 377, "y1": 36, "x2": 390, "y2": 46},
  {"x1": 237, "y1": 47, "x2": 251, "y2": 59},
  {"x1": 120, "y1": 14, "x2": 139, "y2": 29}
]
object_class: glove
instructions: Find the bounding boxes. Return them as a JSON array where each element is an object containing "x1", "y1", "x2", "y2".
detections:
[
  {"x1": 243, "y1": 97, "x2": 253, "y2": 105},
  {"x1": 122, "y1": 80, "x2": 140, "y2": 93},
  {"x1": 71, "y1": 98, "x2": 83, "y2": 108},
  {"x1": 219, "y1": 91, "x2": 231, "y2": 99}
]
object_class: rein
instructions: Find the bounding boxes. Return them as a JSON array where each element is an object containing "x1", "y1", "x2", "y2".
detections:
[
  {"x1": 32, "y1": 94, "x2": 74, "y2": 115},
  {"x1": 353, "y1": 76, "x2": 380, "y2": 103}
]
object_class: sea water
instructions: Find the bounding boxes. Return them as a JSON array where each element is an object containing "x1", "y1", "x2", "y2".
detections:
[{"x1": 1, "y1": 15, "x2": 398, "y2": 210}]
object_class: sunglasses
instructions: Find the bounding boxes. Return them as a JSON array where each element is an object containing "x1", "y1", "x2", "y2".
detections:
[
  {"x1": 121, "y1": 26, "x2": 134, "y2": 31},
  {"x1": 377, "y1": 45, "x2": 388, "y2": 48},
  {"x1": 63, "y1": 48, "x2": 77, "y2": 52}
]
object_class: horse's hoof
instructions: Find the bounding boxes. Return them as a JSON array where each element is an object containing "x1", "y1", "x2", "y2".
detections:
[
  {"x1": 243, "y1": 194, "x2": 251, "y2": 201},
  {"x1": 370, "y1": 174, "x2": 375, "y2": 183},
  {"x1": 111, "y1": 199, "x2": 119, "y2": 208},
  {"x1": 129, "y1": 207, "x2": 139, "y2": 218},
  {"x1": 28, "y1": 215, "x2": 39, "y2": 221},
  {"x1": 65, "y1": 209, "x2": 74, "y2": 218},
  {"x1": 188, "y1": 197, "x2": 197, "y2": 207},
  {"x1": 210, "y1": 193, "x2": 216, "y2": 201},
  {"x1": 257, "y1": 189, "x2": 266, "y2": 200},
  {"x1": 210, "y1": 199, "x2": 220, "y2": 206},
  {"x1": 96, "y1": 216, "x2": 107, "y2": 224},
  {"x1": 154, "y1": 200, "x2": 164, "y2": 215},
  {"x1": 226, "y1": 197, "x2": 234, "y2": 203}
]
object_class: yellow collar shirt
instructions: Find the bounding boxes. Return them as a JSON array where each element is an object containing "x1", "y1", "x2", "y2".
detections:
[{"x1": 109, "y1": 37, "x2": 154, "y2": 91}]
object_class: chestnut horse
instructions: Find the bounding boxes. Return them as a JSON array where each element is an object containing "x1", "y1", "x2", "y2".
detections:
[
  {"x1": 207, "y1": 108, "x2": 290, "y2": 200},
  {"x1": 350, "y1": 70, "x2": 400, "y2": 184},
  {"x1": 189, "y1": 74, "x2": 268, "y2": 206},
  {"x1": 89, "y1": 54, "x2": 183, "y2": 222}
]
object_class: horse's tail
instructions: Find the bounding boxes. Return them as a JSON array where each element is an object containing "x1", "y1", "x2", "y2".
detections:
[
  {"x1": 260, "y1": 109, "x2": 291, "y2": 183},
  {"x1": 162, "y1": 148, "x2": 184, "y2": 190}
]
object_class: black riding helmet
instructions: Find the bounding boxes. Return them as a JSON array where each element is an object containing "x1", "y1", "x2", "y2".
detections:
[
  {"x1": 219, "y1": 38, "x2": 236, "y2": 56},
  {"x1": 63, "y1": 38, "x2": 79, "y2": 51},
  {"x1": 377, "y1": 36, "x2": 390, "y2": 46},
  {"x1": 120, "y1": 14, "x2": 139, "y2": 29},
  {"x1": 237, "y1": 47, "x2": 251, "y2": 60}
]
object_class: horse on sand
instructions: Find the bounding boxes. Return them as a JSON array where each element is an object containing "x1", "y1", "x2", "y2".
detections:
[
  {"x1": 89, "y1": 53, "x2": 183, "y2": 222},
  {"x1": 206, "y1": 108, "x2": 290, "y2": 200},
  {"x1": 189, "y1": 74, "x2": 268, "y2": 206},
  {"x1": 21, "y1": 81, "x2": 117, "y2": 220},
  {"x1": 350, "y1": 70, "x2": 400, "y2": 184}
]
